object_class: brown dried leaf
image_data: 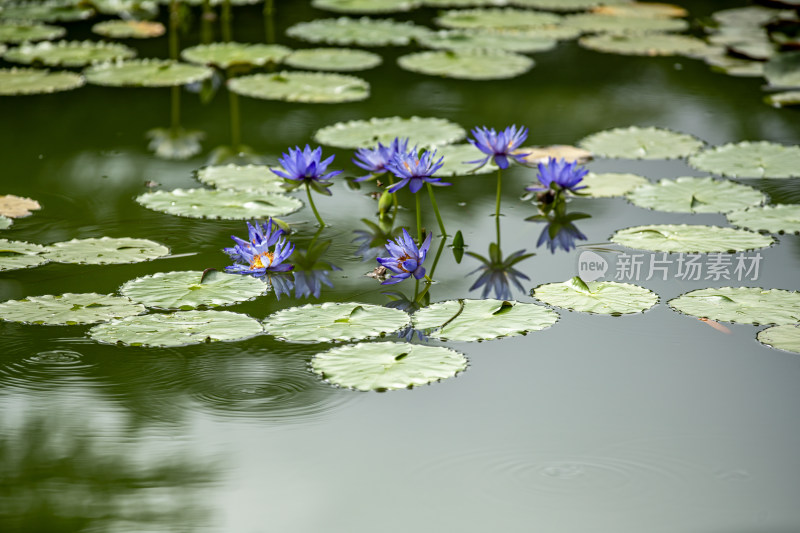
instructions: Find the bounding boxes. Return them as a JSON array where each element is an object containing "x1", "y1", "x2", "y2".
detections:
[
  {"x1": 592, "y1": 3, "x2": 687, "y2": 18},
  {"x1": 0, "y1": 194, "x2": 41, "y2": 218}
]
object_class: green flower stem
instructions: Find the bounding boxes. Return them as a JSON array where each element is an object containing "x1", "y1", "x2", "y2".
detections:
[
  {"x1": 221, "y1": 0, "x2": 232, "y2": 42},
  {"x1": 170, "y1": 86, "x2": 180, "y2": 132},
  {"x1": 201, "y1": 0, "x2": 213, "y2": 43},
  {"x1": 228, "y1": 77, "x2": 241, "y2": 149},
  {"x1": 495, "y1": 168, "x2": 502, "y2": 218},
  {"x1": 168, "y1": 0, "x2": 179, "y2": 60},
  {"x1": 428, "y1": 235, "x2": 446, "y2": 279},
  {"x1": 426, "y1": 183, "x2": 447, "y2": 237},
  {"x1": 305, "y1": 182, "x2": 326, "y2": 227},
  {"x1": 415, "y1": 192, "x2": 422, "y2": 244},
  {"x1": 263, "y1": 0, "x2": 275, "y2": 43}
]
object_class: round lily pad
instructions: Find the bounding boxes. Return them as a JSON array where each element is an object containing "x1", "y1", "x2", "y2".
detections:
[
  {"x1": 579, "y1": 33, "x2": 709, "y2": 56},
  {"x1": 314, "y1": 116, "x2": 466, "y2": 149},
  {"x1": 286, "y1": 17, "x2": 431, "y2": 47},
  {"x1": 726, "y1": 204, "x2": 800, "y2": 234},
  {"x1": 703, "y1": 51, "x2": 764, "y2": 78},
  {"x1": 668, "y1": 287, "x2": 800, "y2": 325},
  {"x1": 563, "y1": 13, "x2": 688, "y2": 33},
  {"x1": 263, "y1": 302, "x2": 410, "y2": 343},
  {"x1": 196, "y1": 164, "x2": 285, "y2": 193},
  {"x1": 83, "y1": 59, "x2": 214, "y2": 87},
  {"x1": 0, "y1": 1, "x2": 95, "y2": 22},
  {"x1": 136, "y1": 188, "x2": 302, "y2": 219},
  {"x1": 0, "y1": 216, "x2": 12, "y2": 230},
  {"x1": 0, "y1": 194, "x2": 40, "y2": 217},
  {"x1": 44, "y1": 237, "x2": 169, "y2": 265},
  {"x1": 0, "y1": 239, "x2": 48, "y2": 271},
  {"x1": 228, "y1": 71, "x2": 369, "y2": 103},
  {"x1": 3, "y1": 40, "x2": 136, "y2": 67},
  {"x1": 688, "y1": 141, "x2": 800, "y2": 178},
  {"x1": 533, "y1": 277, "x2": 658, "y2": 315},
  {"x1": 711, "y1": 6, "x2": 786, "y2": 27},
  {"x1": 581, "y1": 172, "x2": 649, "y2": 198},
  {"x1": 435, "y1": 8, "x2": 561, "y2": 30},
  {"x1": 610, "y1": 224, "x2": 774, "y2": 253},
  {"x1": 0, "y1": 21, "x2": 65, "y2": 43},
  {"x1": 430, "y1": 143, "x2": 498, "y2": 176},
  {"x1": 764, "y1": 51, "x2": 800, "y2": 89},
  {"x1": 626, "y1": 177, "x2": 766, "y2": 214},
  {"x1": 757, "y1": 324, "x2": 800, "y2": 354},
  {"x1": 765, "y1": 91, "x2": 800, "y2": 108},
  {"x1": 89, "y1": 310, "x2": 264, "y2": 347},
  {"x1": 120, "y1": 270, "x2": 267, "y2": 310},
  {"x1": 181, "y1": 42, "x2": 291, "y2": 69},
  {"x1": 579, "y1": 126, "x2": 704, "y2": 159},
  {"x1": 283, "y1": 47, "x2": 382, "y2": 71},
  {"x1": 398, "y1": 49, "x2": 534, "y2": 80},
  {"x1": 91, "y1": 20, "x2": 165, "y2": 39},
  {"x1": 0, "y1": 67, "x2": 84, "y2": 95},
  {"x1": 311, "y1": 0, "x2": 421, "y2": 13},
  {"x1": 417, "y1": 28, "x2": 558, "y2": 53},
  {"x1": 412, "y1": 299, "x2": 558, "y2": 341},
  {"x1": 0, "y1": 293, "x2": 145, "y2": 325},
  {"x1": 311, "y1": 342, "x2": 467, "y2": 391}
]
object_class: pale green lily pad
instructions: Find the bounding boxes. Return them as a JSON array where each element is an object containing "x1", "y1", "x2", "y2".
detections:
[
  {"x1": 91, "y1": 19, "x2": 165, "y2": 39},
  {"x1": 181, "y1": 42, "x2": 291, "y2": 69},
  {"x1": 424, "y1": 0, "x2": 506, "y2": 6},
  {"x1": 563, "y1": 13, "x2": 688, "y2": 33},
  {"x1": 0, "y1": 216, "x2": 12, "y2": 230},
  {"x1": 120, "y1": 270, "x2": 267, "y2": 310},
  {"x1": 729, "y1": 39, "x2": 775, "y2": 61},
  {"x1": 398, "y1": 49, "x2": 534, "y2": 80},
  {"x1": 711, "y1": 6, "x2": 789, "y2": 27},
  {"x1": 610, "y1": 224, "x2": 774, "y2": 253},
  {"x1": 0, "y1": 21, "x2": 65, "y2": 43},
  {"x1": 89, "y1": 310, "x2": 264, "y2": 347},
  {"x1": 581, "y1": 172, "x2": 649, "y2": 197},
  {"x1": 579, "y1": 126, "x2": 704, "y2": 159},
  {"x1": 765, "y1": 91, "x2": 800, "y2": 107},
  {"x1": 0, "y1": 238, "x2": 48, "y2": 271},
  {"x1": 0, "y1": 1, "x2": 94, "y2": 22},
  {"x1": 764, "y1": 51, "x2": 800, "y2": 89},
  {"x1": 4, "y1": 40, "x2": 136, "y2": 67},
  {"x1": 311, "y1": 0, "x2": 421, "y2": 13},
  {"x1": 0, "y1": 67, "x2": 84, "y2": 95},
  {"x1": 283, "y1": 47, "x2": 382, "y2": 71},
  {"x1": 626, "y1": 177, "x2": 766, "y2": 214},
  {"x1": 579, "y1": 33, "x2": 709, "y2": 56},
  {"x1": 196, "y1": 164, "x2": 285, "y2": 193},
  {"x1": 286, "y1": 17, "x2": 431, "y2": 47},
  {"x1": 688, "y1": 141, "x2": 800, "y2": 178},
  {"x1": 435, "y1": 8, "x2": 561, "y2": 30},
  {"x1": 0, "y1": 293, "x2": 145, "y2": 325},
  {"x1": 429, "y1": 143, "x2": 498, "y2": 176},
  {"x1": 44, "y1": 237, "x2": 169, "y2": 265},
  {"x1": 83, "y1": 59, "x2": 213, "y2": 87},
  {"x1": 668, "y1": 287, "x2": 800, "y2": 325},
  {"x1": 228, "y1": 71, "x2": 369, "y2": 103},
  {"x1": 136, "y1": 188, "x2": 302, "y2": 219},
  {"x1": 263, "y1": 302, "x2": 410, "y2": 343},
  {"x1": 412, "y1": 299, "x2": 558, "y2": 341},
  {"x1": 418, "y1": 28, "x2": 558, "y2": 53},
  {"x1": 314, "y1": 116, "x2": 466, "y2": 149},
  {"x1": 726, "y1": 204, "x2": 800, "y2": 234},
  {"x1": 509, "y1": 0, "x2": 631, "y2": 10},
  {"x1": 312, "y1": 342, "x2": 467, "y2": 391},
  {"x1": 0, "y1": 43, "x2": 6, "y2": 55},
  {"x1": 91, "y1": 0, "x2": 160, "y2": 17},
  {"x1": 703, "y1": 51, "x2": 764, "y2": 78},
  {"x1": 757, "y1": 324, "x2": 800, "y2": 354},
  {"x1": 533, "y1": 277, "x2": 658, "y2": 315}
]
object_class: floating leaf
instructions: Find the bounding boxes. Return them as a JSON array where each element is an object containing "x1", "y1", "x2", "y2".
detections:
[
  {"x1": 286, "y1": 16, "x2": 431, "y2": 46},
  {"x1": 579, "y1": 126, "x2": 704, "y2": 159},
  {"x1": 764, "y1": 50, "x2": 800, "y2": 89},
  {"x1": 84, "y1": 59, "x2": 213, "y2": 87},
  {"x1": 668, "y1": 287, "x2": 800, "y2": 325},
  {"x1": 44, "y1": 237, "x2": 169, "y2": 265},
  {"x1": 435, "y1": 8, "x2": 561, "y2": 30},
  {"x1": 626, "y1": 177, "x2": 766, "y2": 214},
  {"x1": 711, "y1": 6, "x2": 788, "y2": 27},
  {"x1": 412, "y1": 299, "x2": 558, "y2": 341},
  {"x1": 0, "y1": 194, "x2": 40, "y2": 217},
  {"x1": 228, "y1": 71, "x2": 369, "y2": 103},
  {"x1": 429, "y1": 143, "x2": 498, "y2": 176},
  {"x1": 397, "y1": 49, "x2": 534, "y2": 80},
  {"x1": 581, "y1": 172, "x2": 649, "y2": 198},
  {"x1": 0, "y1": 239, "x2": 48, "y2": 271},
  {"x1": 757, "y1": 324, "x2": 800, "y2": 354},
  {"x1": 610, "y1": 224, "x2": 774, "y2": 253},
  {"x1": 514, "y1": 144, "x2": 592, "y2": 165},
  {"x1": 92, "y1": 0, "x2": 160, "y2": 16},
  {"x1": 726, "y1": 204, "x2": 800, "y2": 234},
  {"x1": 91, "y1": 19, "x2": 165, "y2": 39},
  {"x1": 120, "y1": 270, "x2": 267, "y2": 310},
  {"x1": 0, "y1": 293, "x2": 145, "y2": 325},
  {"x1": 509, "y1": 0, "x2": 631, "y2": 10},
  {"x1": 424, "y1": 0, "x2": 506, "y2": 6},
  {"x1": 0, "y1": 216, "x2": 12, "y2": 230},
  {"x1": 765, "y1": 90, "x2": 800, "y2": 108},
  {"x1": 283, "y1": 47, "x2": 382, "y2": 71},
  {"x1": 89, "y1": 310, "x2": 264, "y2": 347},
  {"x1": 579, "y1": 33, "x2": 709, "y2": 56},
  {"x1": 314, "y1": 116, "x2": 465, "y2": 149},
  {"x1": 591, "y1": 3, "x2": 687, "y2": 18},
  {"x1": 0, "y1": 1, "x2": 94, "y2": 22},
  {"x1": 0, "y1": 21, "x2": 65, "y2": 43},
  {"x1": 0, "y1": 67, "x2": 84, "y2": 95},
  {"x1": 688, "y1": 141, "x2": 800, "y2": 178},
  {"x1": 136, "y1": 188, "x2": 302, "y2": 219},
  {"x1": 311, "y1": 0, "x2": 422, "y2": 13},
  {"x1": 418, "y1": 28, "x2": 558, "y2": 53},
  {"x1": 196, "y1": 164, "x2": 285, "y2": 193},
  {"x1": 4, "y1": 40, "x2": 136, "y2": 67},
  {"x1": 563, "y1": 13, "x2": 688, "y2": 33},
  {"x1": 532, "y1": 278, "x2": 658, "y2": 315},
  {"x1": 703, "y1": 50, "x2": 764, "y2": 78},
  {"x1": 181, "y1": 42, "x2": 291, "y2": 69}
]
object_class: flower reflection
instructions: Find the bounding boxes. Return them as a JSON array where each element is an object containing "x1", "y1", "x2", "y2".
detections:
[
  {"x1": 467, "y1": 242, "x2": 533, "y2": 300},
  {"x1": 383, "y1": 291, "x2": 428, "y2": 342},
  {"x1": 352, "y1": 218, "x2": 402, "y2": 262},
  {"x1": 529, "y1": 210, "x2": 590, "y2": 253}
]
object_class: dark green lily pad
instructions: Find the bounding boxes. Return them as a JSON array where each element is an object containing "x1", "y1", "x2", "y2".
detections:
[
  {"x1": 283, "y1": 47, "x2": 382, "y2": 71},
  {"x1": 581, "y1": 172, "x2": 649, "y2": 197},
  {"x1": 435, "y1": 8, "x2": 561, "y2": 30},
  {"x1": 83, "y1": 59, "x2": 214, "y2": 87},
  {"x1": 286, "y1": 16, "x2": 431, "y2": 46},
  {"x1": 311, "y1": 0, "x2": 422, "y2": 13},
  {"x1": 432, "y1": 143, "x2": 498, "y2": 176},
  {"x1": 0, "y1": 293, "x2": 145, "y2": 325},
  {"x1": 626, "y1": 177, "x2": 766, "y2": 214},
  {"x1": 418, "y1": 28, "x2": 559, "y2": 53},
  {"x1": 0, "y1": 67, "x2": 84, "y2": 94},
  {"x1": 263, "y1": 302, "x2": 410, "y2": 343},
  {"x1": 196, "y1": 164, "x2": 285, "y2": 193},
  {"x1": 398, "y1": 49, "x2": 534, "y2": 80},
  {"x1": 89, "y1": 310, "x2": 264, "y2": 347},
  {"x1": 688, "y1": 141, "x2": 800, "y2": 178},
  {"x1": 765, "y1": 91, "x2": 800, "y2": 107},
  {"x1": 228, "y1": 71, "x2": 369, "y2": 103},
  {"x1": 91, "y1": 19, "x2": 165, "y2": 39},
  {"x1": 181, "y1": 42, "x2": 291, "y2": 69},
  {"x1": 412, "y1": 299, "x2": 558, "y2": 341},
  {"x1": 579, "y1": 126, "x2": 704, "y2": 159},
  {"x1": 0, "y1": 1, "x2": 94, "y2": 22},
  {"x1": 4, "y1": 40, "x2": 136, "y2": 67},
  {"x1": 0, "y1": 21, "x2": 65, "y2": 43},
  {"x1": 311, "y1": 342, "x2": 467, "y2": 391},
  {"x1": 0, "y1": 239, "x2": 48, "y2": 271},
  {"x1": 668, "y1": 287, "x2": 800, "y2": 325},
  {"x1": 44, "y1": 236, "x2": 169, "y2": 265},
  {"x1": 314, "y1": 116, "x2": 466, "y2": 149},
  {"x1": 533, "y1": 277, "x2": 658, "y2": 315},
  {"x1": 757, "y1": 324, "x2": 800, "y2": 354},
  {"x1": 579, "y1": 33, "x2": 709, "y2": 56},
  {"x1": 563, "y1": 13, "x2": 688, "y2": 33},
  {"x1": 764, "y1": 51, "x2": 800, "y2": 89},
  {"x1": 726, "y1": 204, "x2": 800, "y2": 234},
  {"x1": 136, "y1": 188, "x2": 302, "y2": 219},
  {"x1": 120, "y1": 270, "x2": 267, "y2": 310},
  {"x1": 610, "y1": 224, "x2": 774, "y2": 253}
]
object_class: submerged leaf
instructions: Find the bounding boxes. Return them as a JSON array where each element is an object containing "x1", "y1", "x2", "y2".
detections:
[
  {"x1": 610, "y1": 224, "x2": 774, "y2": 253},
  {"x1": 120, "y1": 270, "x2": 267, "y2": 310},
  {"x1": 533, "y1": 279, "x2": 658, "y2": 315},
  {"x1": 0, "y1": 293, "x2": 145, "y2": 325},
  {"x1": 314, "y1": 116, "x2": 465, "y2": 149},
  {"x1": 229, "y1": 71, "x2": 370, "y2": 103},
  {"x1": 669, "y1": 287, "x2": 800, "y2": 325},
  {"x1": 136, "y1": 188, "x2": 302, "y2": 219}
]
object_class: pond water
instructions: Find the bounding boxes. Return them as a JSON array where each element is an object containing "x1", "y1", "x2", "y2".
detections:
[{"x1": 1, "y1": 1, "x2": 800, "y2": 531}]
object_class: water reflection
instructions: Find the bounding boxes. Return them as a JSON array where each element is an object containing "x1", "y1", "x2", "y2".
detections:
[
  {"x1": 466, "y1": 218, "x2": 534, "y2": 300},
  {"x1": 352, "y1": 217, "x2": 403, "y2": 262},
  {"x1": 527, "y1": 199, "x2": 590, "y2": 254}
]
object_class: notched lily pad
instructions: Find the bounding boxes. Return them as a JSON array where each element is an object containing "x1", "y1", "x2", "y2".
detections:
[
  {"x1": 0, "y1": 21, "x2": 66, "y2": 43},
  {"x1": 4, "y1": 40, "x2": 136, "y2": 67},
  {"x1": 44, "y1": 236, "x2": 169, "y2": 265},
  {"x1": 563, "y1": 13, "x2": 688, "y2": 33},
  {"x1": 0, "y1": 293, "x2": 145, "y2": 325},
  {"x1": 688, "y1": 141, "x2": 800, "y2": 178},
  {"x1": 757, "y1": 324, "x2": 800, "y2": 354},
  {"x1": 579, "y1": 33, "x2": 709, "y2": 56},
  {"x1": 314, "y1": 116, "x2": 466, "y2": 149},
  {"x1": 668, "y1": 287, "x2": 800, "y2": 325},
  {"x1": 284, "y1": 47, "x2": 382, "y2": 71},
  {"x1": 196, "y1": 164, "x2": 285, "y2": 193},
  {"x1": 726, "y1": 204, "x2": 800, "y2": 234},
  {"x1": 84, "y1": 59, "x2": 213, "y2": 87},
  {"x1": 610, "y1": 224, "x2": 774, "y2": 253},
  {"x1": 532, "y1": 277, "x2": 658, "y2": 315},
  {"x1": 435, "y1": 8, "x2": 561, "y2": 30},
  {"x1": 120, "y1": 270, "x2": 267, "y2": 310},
  {"x1": 0, "y1": 194, "x2": 40, "y2": 217},
  {"x1": 181, "y1": 42, "x2": 291, "y2": 69},
  {"x1": 228, "y1": 71, "x2": 370, "y2": 103},
  {"x1": 311, "y1": 0, "x2": 422, "y2": 14},
  {"x1": 136, "y1": 188, "x2": 302, "y2": 219},
  {"x1": 0, "y1": 67, "x2": 84, "y2": 95},
  {"x1": 579, "y1": 126, "x2": 704, "y2": 159},
  {"x1": 91, "y1": 20, "x2": 166, "y2": 39},
  {"x1": 0, "y1": 238, "x2": 48, "y2": 271},
  {"x1": 286, "y1": 17, "x2": 431, "y2": 47},
  {"x1": 397, "y1": 49, "x2": 534, "y2": 80},
  {"x1": 581, "y1": 172, "x2": 649, "y2": 198},
  {"x1": 626, "y1": 177, "x2": 766, "y2": 214}
]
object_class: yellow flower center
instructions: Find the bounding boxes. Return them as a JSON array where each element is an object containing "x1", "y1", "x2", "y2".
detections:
[{"x1": 250, "y1": 251, "x2": 274, "y2": 270}]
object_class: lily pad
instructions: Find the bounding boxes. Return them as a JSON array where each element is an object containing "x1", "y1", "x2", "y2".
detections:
[
  {"x1": 757, "y1": 324, "x2": 800, "y2": 354},
  {"x1": 765, "y1": 91, "x2": 800, "y2": 108},
  {"x1": 532, "y1": 277, "x2": 658, "y2": 315},
  {"x1": 711, "y1": 6, "x2": 788, "y2": 27},
  {"x1": 196, "y1": 164, "x2": 285, "y2": 193},
  {"x1": 435, "y1": 8, "x2": 562, "y2": 30},
  {"x1": 581, "y1": 172, "x2": 649, "y2": 197},
  {"x1": 286, "y1": 16, "x2": 431, "y2": 46},
  {"x1": 0, "y1": 1, "x2": 94, "y2": 22},
  {"x1": 228, "y1": 71, "x2": 369, "y2": 103},
  {"x1": 688, "y1": 141, "x2": 800, "y2": 178},
  {"x1": 668, "y1": 287, "x2": 800, "y2": 325},
  {"x1": 0, "y1": 216, "x2": 12, "y2": 230},
  {"x1": 703, "y1": 51, "x2": 765, "y2": 78},
  {"x1": 429, "y1": 143, "x2": 498, "y2": 176},
  {"x1": 626, "y1": 177, "x2": 766, "y2": 214},
  {"x1": 4, "y1": 40, "x2": 136, "y2": 67},
  {"x1": 0, "y1": 239, "x2": 48, "y2": 271},
  {"x1": 91, "y1": 20, "x2": 165, "y2": 39},
  {"x1": 579, "y1": 126, "x2": 704, "y2": 159},
  {"x1": 84, "y1": 59, "x2": 214, "y2": 87},
  {"x1": 591, "y1": 3, "x2": 687, "y2": 18},
  {"x1": 0, "y1": 67, "x2": 84, "y2": 94},
  {"x1": 579, "y1": 33, "x2": 709, "y2": 56},
  {"x1": 311, "y1": 342, "x2": 467, "y2": 391},
  {"x1": 412, "y1": 299, "x2": 558, "y2": 341},
  {"x1": 417, "y1": 28, "x2": 558, "y2": 53},
  {"x1": 136, "y1": 188, "x2": 302, "y2": 219},
  {"x1": 726, "y1": 204, "x2": 800, "y2": 234},
  {"x1": 563, "y1": 13, "x2": 688, "y2": 33},
  {"x1": 424, "y1": 0, "x2": 506, "y2": 6},
  {"x1": 763, "y1": 51, "x2": 800, "y2": 89},
  {"x1": 120, "y1": 270, "x2": 267, "y2": 310},
  {"x1": 283, "y1": 47, "x2": 382, "y2": 71},
  {"x1": 397, "y1": 49, "x2": 534, "y2": 80},
  {"x1": 610, "y1": 224, "x2": 774, "y2": 253},
  {"x1": 509, "y1": 0, "x2": 631, "y2": 9},
  {"x1": 0, "y1": 293, "x2": 145, "y2": 325},
  {"x1": 181, "y1": 42, "x2": 291, "y2": 69},
  {"x1": 263, "y1": 302, "x2": 410, "y2": 343},
  {"x1": 44, "y1": 237, "x2": 169, "y2": 265},
  {"x1": 89, "y1": 310, "x2": 264, "y2": 347},
  {"x1": 311, "y1": 0, "x2": 422, "y2": 13},
  {"x1": 314, "y1": 116, "x2": 466, "y2": 149},
  {"x1": 514, "y1": 144, "x2": 592, "y2": 165},
  {"x1": 0, "y1": 194, "x2": 40, "y2": 217},
  {"x1": 0, "y1": 21, "x2": 65, "y2": 43}
]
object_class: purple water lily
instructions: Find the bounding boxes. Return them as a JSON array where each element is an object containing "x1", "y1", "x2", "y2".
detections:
[
  {"x1": 352, "y1": 137, "x2": 409, "y2": 182},
  {"x1": 385, "y1": 147, "x2": 448, "y2": 194},
  {"x1": 224, "y1": 218, "x2": 295, "y2": 276},
  {"x1": 467, "y1": 125, "x2": 528, "y2": 170},
  {"x1": 526, "y1": 157, "x2": 588, "y2": 194},
  {"x1": 271, "y1": 145, "x2": 342, "y2": 194},
  {"x1": 376, "y1": 229, "x2": 432, "y2": 285}
]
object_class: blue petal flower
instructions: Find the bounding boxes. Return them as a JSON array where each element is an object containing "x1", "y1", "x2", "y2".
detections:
[
  {"x1": 525, "y1": 157, "x2": 588, "y2": 194},
  {"x1": 376, "y1": 229, "x2": 433, "y2": 285},
  {"x1": 271, "y1": 145, "x2": 343, "y2": 194},
  {"x1": 352, "y1": 137, "x2": 409, "y2": 182},
  {"x1": 467, "y1": 125, "x2": 528, "y2": 170},
  {"x1": 385, "y1": 147, "x2": 448, "y2": 194},
  {"x1": 224, "y1": 218, "x2": 295, "y2": 276}
]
